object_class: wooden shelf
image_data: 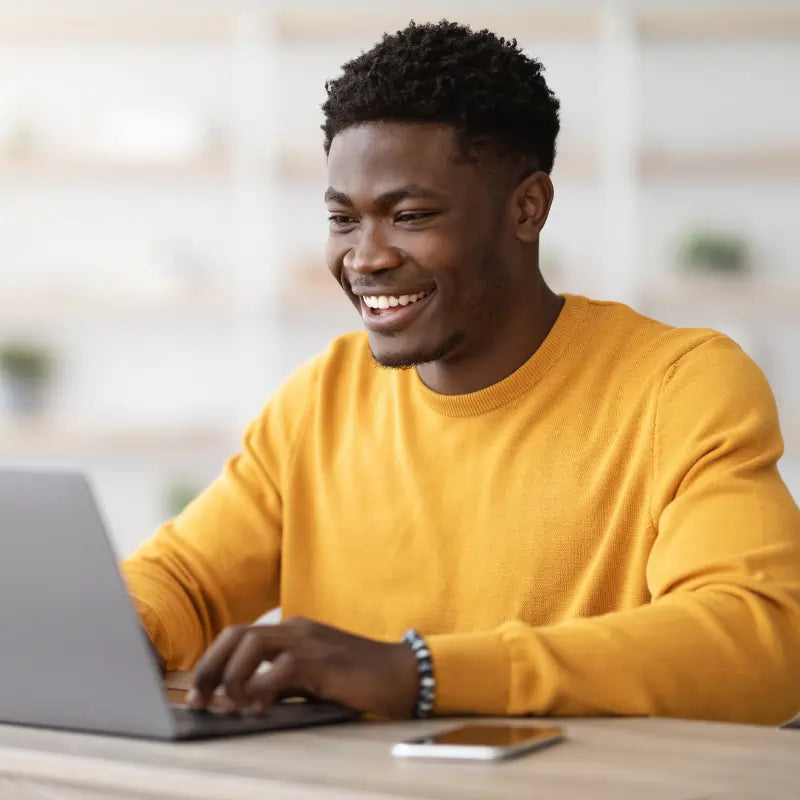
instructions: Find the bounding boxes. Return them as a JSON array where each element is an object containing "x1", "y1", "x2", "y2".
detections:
[
  {"x1": 278, "y1": 274, "x2": 359, "y2": 326},
  {"x1": 0, "y1": 293, "x2": 239, "y2": 325},
  {"x1": 12, "y1": 145, "x2": 798, "y2": 183},
  {"x1": 0, "y1": 7, "x2": 599, "y2": 45},
  {"x1": 276, "y1": 144, "x2": 599, "y2": 182},
  {"x1": 640, "y1": 146, "x2": 800, "y2": 179},
  {"x1": 273, "y1": 8, "x2": 600, "y2": 41},
  {"x1": 2, "y1": 7, "x2": 798, "y2": 46},
  {"x1": 0, "y1": 290, "x2": 356, "y2": 328},
  {"x1": 0, "y1": 421, "x2": 237, "y2": 458},
  {"x1": 275, "y1": 147, "x2": 326, "y2": 182},
  {"x1": 0, "y1": 11, "x2": 237, "y2": 43},
  {"x1": 639, "y1": 9, "x2": 800, "y2": 41},
  {"x1": 0, "y1": 152, "x2": 233, "y2": 180},
  {"x1": 638, "y1": 276, "x2": 800, "y2": 320}
]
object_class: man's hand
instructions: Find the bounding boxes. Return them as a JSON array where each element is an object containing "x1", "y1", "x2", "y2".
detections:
[{"x1": 186, "y1": 617, "x2": 419, "y2": 718}]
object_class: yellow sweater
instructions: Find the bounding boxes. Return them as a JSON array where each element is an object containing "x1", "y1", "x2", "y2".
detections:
[{"x1": 122, "y1": 294, "x2": 800, "y2": 724}]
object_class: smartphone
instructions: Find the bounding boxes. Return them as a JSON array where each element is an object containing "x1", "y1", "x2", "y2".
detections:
[{"x1": 391, "y1": 723, "x2": 565, "y2": 761}]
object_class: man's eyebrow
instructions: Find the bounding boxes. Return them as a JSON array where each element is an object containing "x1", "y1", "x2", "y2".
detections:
[
  {"x1": 324, "y1": 185, "x2": 446, "y2": 207},
  {"x1": 374, "y1": 185, "x2": 446, "y2": 206},
  {"x1": 324, "y1": 188, "x2": 351, "y2": 205}
]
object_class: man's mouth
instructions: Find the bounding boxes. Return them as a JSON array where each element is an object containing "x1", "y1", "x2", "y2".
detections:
[{"x1": 357, "y1": 289, "x2": 436, "y2": 332}]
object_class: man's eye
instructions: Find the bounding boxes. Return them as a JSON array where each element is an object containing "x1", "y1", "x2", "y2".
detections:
[
  {"x1": 396, "y1": 211, "x2": 436, "y2": 224},
  {"x1": 328, "y1": 214, "x2": 356, "y2": 227}
]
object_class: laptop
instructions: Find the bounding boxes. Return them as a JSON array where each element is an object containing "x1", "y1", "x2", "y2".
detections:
[{"x1": 0, "y1": 469, "x2": 359, "y2": 740}]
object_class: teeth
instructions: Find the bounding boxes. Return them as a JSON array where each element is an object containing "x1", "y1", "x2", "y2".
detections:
[{"x1": 362, "y1": 290, "x2": 430, "y2": 311}]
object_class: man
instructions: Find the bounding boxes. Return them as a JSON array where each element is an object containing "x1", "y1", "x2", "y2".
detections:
[{"x1": 123, "y1": 21, "x2": 800, "y2": 724}]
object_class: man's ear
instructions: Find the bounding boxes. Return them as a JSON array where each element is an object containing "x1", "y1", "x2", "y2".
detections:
[{"x1": 513, "y1": 172, "x2": 554, "y2": 244}]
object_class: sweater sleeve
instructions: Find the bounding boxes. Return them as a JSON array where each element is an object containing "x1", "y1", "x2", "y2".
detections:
[
  {"x1": 426, "y1": 336, "x2": 800, "y2": 724},
  {"x1": 120, "y1": 356, "x2": 320, "y2": 671}
]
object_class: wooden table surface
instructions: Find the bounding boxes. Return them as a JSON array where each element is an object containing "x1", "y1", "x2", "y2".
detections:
[{"x1": 0, "y1": 711, "x2": 798, "y2": 800}]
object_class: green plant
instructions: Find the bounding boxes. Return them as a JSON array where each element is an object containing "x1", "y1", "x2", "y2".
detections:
[
  {"x1": 0, "y1": 341, "x2": 52, "y2": 381},
  {"x1": 679, "y1": 230, "x2": 749, "y2": 275},
  {"x1": 162, "y1": 480, "x2": 203, "y2": 518}
]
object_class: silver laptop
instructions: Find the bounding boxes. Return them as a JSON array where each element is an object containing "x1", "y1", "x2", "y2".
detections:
[{"x1": 0, "y1": 469, "x2": 358, "y2": 740}]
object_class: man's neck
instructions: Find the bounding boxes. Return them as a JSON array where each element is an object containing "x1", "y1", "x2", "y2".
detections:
[{"x1": 415, "y1": 283, "x2": 565, "y2": 396}]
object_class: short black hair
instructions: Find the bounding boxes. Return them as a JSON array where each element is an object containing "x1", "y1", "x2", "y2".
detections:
[{"x1": 321, "y1": 20, "x2": 561, "y2": 175}]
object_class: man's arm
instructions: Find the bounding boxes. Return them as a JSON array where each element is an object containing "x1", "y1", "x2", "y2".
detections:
[
  {"x1": 151, "y1": 336, "x2": 800, "y2": 723},
  {"x1": 425, "y1": 336, "x2": 800, "y2": 724},
  {"x1": 121, "y1": 357, "x2": 320, "y2": 671}
]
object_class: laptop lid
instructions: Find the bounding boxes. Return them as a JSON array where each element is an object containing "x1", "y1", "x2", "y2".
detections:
[{"x1": 0, "y1": 469, "x2": 175, "y2": 739}]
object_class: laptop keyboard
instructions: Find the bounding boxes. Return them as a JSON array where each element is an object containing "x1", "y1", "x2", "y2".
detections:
[{"x1": 170, "y1": 699, "x2": 360, "y2": 738}]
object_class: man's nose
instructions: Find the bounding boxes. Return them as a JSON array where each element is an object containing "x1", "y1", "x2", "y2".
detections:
[{"x1": 343, "y1": 224, "x2": 403, "y2": 274}]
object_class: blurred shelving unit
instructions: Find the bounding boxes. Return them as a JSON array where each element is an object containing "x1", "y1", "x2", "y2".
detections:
[
  {"x1": 637, "y1": 8, "x2": 800, "y2": 40},
  {"x1": 4, "y1": 3, "x2": 796, "y2": 303},
  {"x1": 271, "y1": 7, "x2": 601, "y2": 41},
  {"x1": 640, "y1": 146, "x2": 800, "y2": 179},
  {"x1": 638, "y1": 278, "x2": 800, "y2": 320},
  {"x1": 0, "y1": 421, "x2": 236, "y2": 459},
  {"x1": 0, "y1": 152, "x2": 235, "y2": 179},
  {"x1": 0, "y1": 10, "x2": 237, "y2": 43},
  {"x1": 1, "y1": 0, "x2": 799, "y2": 542},
  {"x1": 275, "y1": 142, "x2": 601, "y2": 183},
  {"x1": 0, "y1": 292, "x2": 240, "y2": 324}
]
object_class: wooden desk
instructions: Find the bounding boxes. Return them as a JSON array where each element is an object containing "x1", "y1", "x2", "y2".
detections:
[{"x1": 0, "y1": 711, "x2": 797, "y2": 800}]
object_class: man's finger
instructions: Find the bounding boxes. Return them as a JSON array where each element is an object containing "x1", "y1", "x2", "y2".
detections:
[
  {"x1": 220, "y1": 629, "x2": 283, "y2": 707},
  {"x1": 244, "y1": 652, "x2": 302, "y2": 711},
  {"x1": 189, "y1": 626, "x2": 249, "y2": 707}
]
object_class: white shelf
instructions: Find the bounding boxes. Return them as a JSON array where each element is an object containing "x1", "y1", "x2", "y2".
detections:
[
  {"x1": 0, "y1": 293, "x2": 240, "y2": 325},
  {"x1": 278, "y1": 273, "x2": 360, "y2": 328},
  {"x1": 0, "y1": 152, "x2": 233, "y2": 180},
  {"x1": 0, "y1": 7, "x2": 600, "y2": 44},
  {"x1": 0, "y1": 421, "x2": 237, "y2": 459},
  {"x1": 276, "y1": 144, "x2": 600, "y2": 182},
  {"x1": 641, "y1": 147, "x2": 800, "y2": 179},
  {"x1": 0, "y1": 10, "x2": 237, "y2": 43},
  {"x1": 273, "y1": 8, "x2": 600, "y2": 41},
  {"x1": 638, "y1": 277, "x2": 800, "y2": 320},
  {"x1": 638, "y1": 9, "x2": 800, "y2": 41},
  {"x1": 13, "y1": 144, "x2": 799, "y2": 183},
  {"x1": 2, "y1": 7, "x2": 798, "y2": 45}
]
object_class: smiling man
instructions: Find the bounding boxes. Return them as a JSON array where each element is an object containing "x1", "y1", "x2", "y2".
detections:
[{"x1": 122, "y1": 21, "x2": 800, "y2": 724}]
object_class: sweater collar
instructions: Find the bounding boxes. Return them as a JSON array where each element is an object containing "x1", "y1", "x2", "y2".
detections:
[{"x1": 411, "y1": 294, "x2": 588, "y2": 417}]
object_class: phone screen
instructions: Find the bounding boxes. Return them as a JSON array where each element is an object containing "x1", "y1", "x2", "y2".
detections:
[{"x1": 419, "y1": 724, "x2": 563, "y2": 747}]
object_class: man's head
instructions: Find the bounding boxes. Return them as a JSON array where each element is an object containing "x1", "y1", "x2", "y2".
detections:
[{"x1": 322, "y1": 21, "x2": 561, "y2": 371}]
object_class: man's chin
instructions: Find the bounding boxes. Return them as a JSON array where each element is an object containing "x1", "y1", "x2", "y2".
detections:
[
  {"x1": 367, "y1": 331, "x2": 465, "y2": 370},
  {"x1": 369, "y1": 348, "x2": 425, "y2": 370}
]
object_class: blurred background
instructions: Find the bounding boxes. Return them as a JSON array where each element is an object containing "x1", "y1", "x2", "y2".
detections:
[{"x1": 0, "y1": 0, "x2": 798, "y2": 558}]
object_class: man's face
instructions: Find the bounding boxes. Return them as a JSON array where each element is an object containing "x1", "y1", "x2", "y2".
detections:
[{"x1": 325, "y1": 122, "x2": 514, "y2": 368}]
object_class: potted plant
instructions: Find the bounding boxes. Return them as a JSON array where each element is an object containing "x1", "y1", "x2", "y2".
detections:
[
  {"x1": 679, "y1": 229, "x2": 750, "y2": 275},
  {"x1": 162, "y1": 479, "x2": 202, "y2": 518},
  {"x1": 0, "y1": 341, "x2": 53, "y2": 416}
]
